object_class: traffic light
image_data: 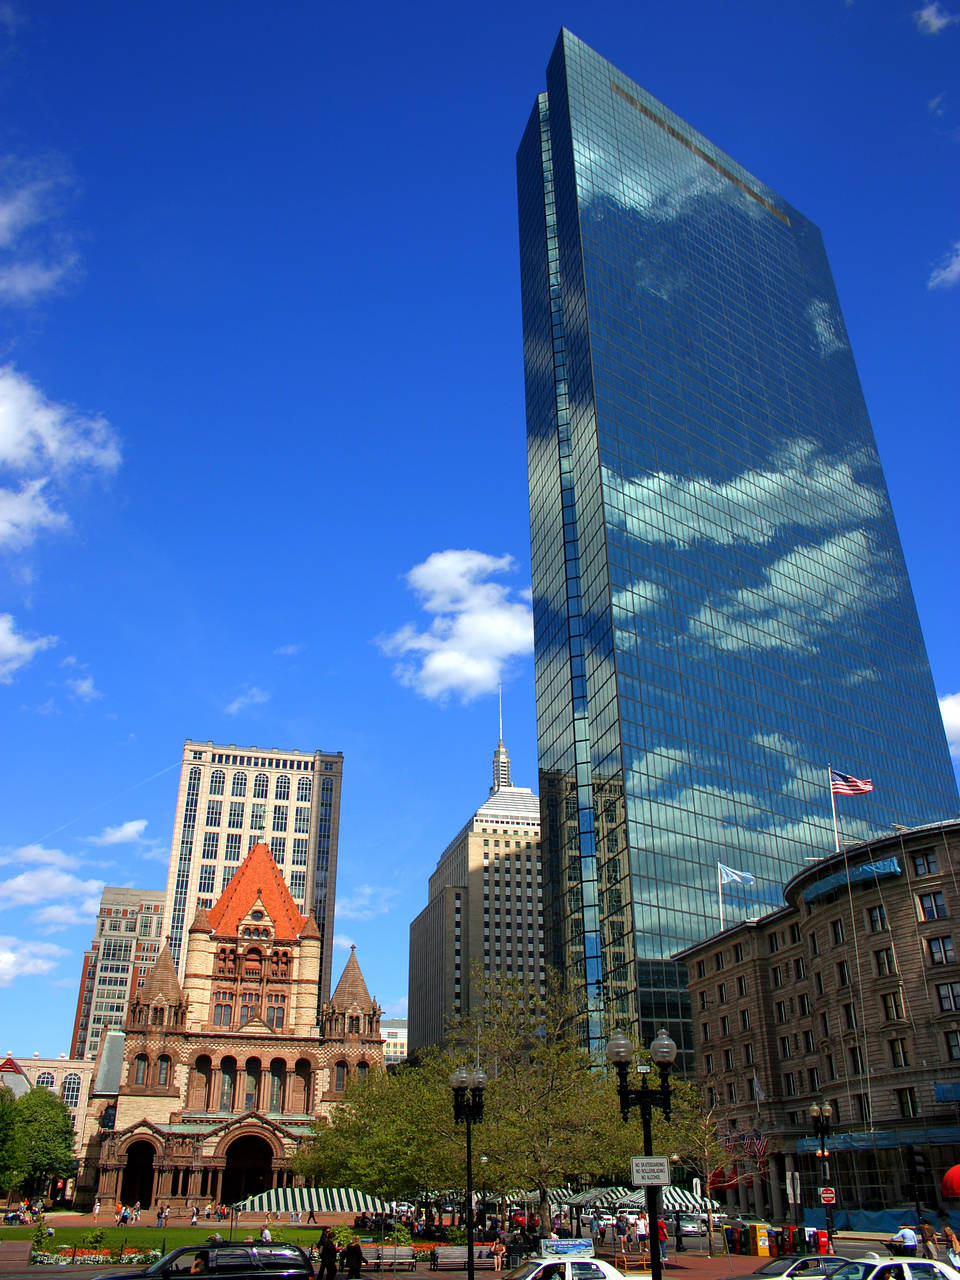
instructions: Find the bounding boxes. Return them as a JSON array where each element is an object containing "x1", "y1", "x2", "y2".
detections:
[{"x1": 905, "y1": 1146, "x2": 930, "y2": 1180}]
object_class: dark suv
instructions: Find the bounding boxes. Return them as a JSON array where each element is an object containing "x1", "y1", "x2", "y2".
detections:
[{"x1": 94, "y1": 1244, "x2": 314, "y2": 1280}]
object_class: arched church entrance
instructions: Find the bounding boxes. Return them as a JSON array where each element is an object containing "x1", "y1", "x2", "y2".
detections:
[
  {"x1": 120, "y1": 1140, "x2": 155, "y2": 1208},
  {"x1": 221, "y1": 1134, "x2": 273, "y2": 1204}
]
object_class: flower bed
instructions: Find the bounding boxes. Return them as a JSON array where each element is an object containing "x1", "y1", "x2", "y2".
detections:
[{"x1": 32, "y1": 1246, "x2": 163, "y2": 1265}]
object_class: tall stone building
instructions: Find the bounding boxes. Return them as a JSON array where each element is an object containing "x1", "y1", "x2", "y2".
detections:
[
  {"x1": 408, "y1": 738, "x2": 543, "y2": 1053},
  {"x1": 517, "y1": 29, "x2": 958, "y2": 1059},
  {"x1": 70, "y1": 888, "x2": 166, "y2": 1060},
  {"x1": 163, "y1": 740, "x2": 343, "y2": 1004},
  {"x1": 87, "y1": 842, "x2": 381, "y2": 1210},
  {"x1": 675, "y1": 820, "x2": 960, "y2": 1220}
]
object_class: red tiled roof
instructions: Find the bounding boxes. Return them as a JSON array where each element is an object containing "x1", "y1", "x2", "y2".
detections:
[{"x1": 207, "y1": 842, "x2": 308, "y2": 941}]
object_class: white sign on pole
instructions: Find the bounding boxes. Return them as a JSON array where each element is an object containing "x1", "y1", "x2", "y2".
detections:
[{"x1": 630, "y1": 1157, "x2": 671, "y2": 1187}]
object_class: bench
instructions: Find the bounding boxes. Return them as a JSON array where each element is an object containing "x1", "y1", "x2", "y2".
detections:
[
  {"x1": 361, "y1": 1246, "x2": 381, "y2": 1269},
  {"x1": 376, "y1": 1247, "x2": 418, "y2": 1271},
  {"x1": 431, "y1": 1247, "x2": 498, "y2": 1271}
]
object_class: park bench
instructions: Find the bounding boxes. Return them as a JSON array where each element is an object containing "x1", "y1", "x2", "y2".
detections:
[
  {"x1": 361, "y1": 1246, "x2": 381, "y2": 1269},
  {"x1": 431, "y1": 1246, "x2": 498, "y2": 1271},
  {"x1": 376, "y1": 1247, "x2": 418, "y2": 1271}
]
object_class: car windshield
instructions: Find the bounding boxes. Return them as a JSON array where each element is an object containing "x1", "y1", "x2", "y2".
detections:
[
  {"x1": 505, "y1": 1266, "x2": 547, "y2": 1280},
  {"x1": 146, "y1": 1252, "x2": 193, "y2": 1276},
  {"x1": 756, "y1": 1261, "x2": 807, "y2": 1276}
]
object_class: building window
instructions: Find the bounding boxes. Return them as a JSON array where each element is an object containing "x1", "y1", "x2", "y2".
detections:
[
  {"x1": 946, "y1": 1030, "x2": 960, "y2": 1060},
  {"x1": 726, "y1": 1082, "x2": 737, "y2": 1102},
  {"x1": 772, "y1": 966, "x2": 783, "y2": 988},
  {"x1": 810, "y1": 932, "x2": 819, "y2": 956},
  {"x1": 855, "y1": 1094, "x2": 871, "y2": 1123},
  {"x1": 928, "y1": 936, "x2": 955, "y2": 965},
  {"x1": 253, "y1": 773, "x2": 269, "y2": 799},
  {"x1": 701, "y1": 1023, "x2": 710, "y2": 1043},
  {"x1": 783, "y1": 1073, "x2": 796, "y2": 1097},
  {"x1": 740, "y1": 1009, "x2": 750, "y2": 1030},
  {"x1": 714, "y1": 952, "x2": 724, "y2": 971},
  {"x1": 703, "y1": 1053, "x2": 713, "y2": 1074},
  {"x1": 843, "y1": 1002, "x2": 857, "y2": 1029},
  {"x1": 837, "y1": 960, "x2": 850, "y2": 987},
  {"x1": 134, "y1": 1054, "x2": 148, "y2": 1085},
  {"x1": 720, "y1": 1016, "x2": 729, "y2": 1036},
  {"x1": 734, "y1": 943, "x2": 744, "y2": 962},
  {"x1": 225, "y1": 833, "x2": 242, "y2": 861},
  {"x1": 210, "y1": 770, "x2": 225, "y2": 795},
  {"x1": 723, "y1": 1049, "x2": 733, "y2": 1070},
  {"x1": 696, "y1": 960, "x2": 705, "y2": 979},
  {"x1": 889, "y1": 1038, "x2": 909, "y2": 1068},
  {"x1": 799, "y1": 993, "x2": 810, "y2": 1016},
  {"x1": 868, "y1": 904, "x2": 887, "y2": 932},
  {"x1": 875, "y1": 947, "x2": 895, "y2": 977},
  {"x1": 744, "y1": 1043, "x2": 754, "y2": 1066},
  {"x1": 61, "y1": 1073, "x2": 81, "y2": 1107},
  {"x1": 157, "y1": 1056, "x2": 170, "y2": 1086},
  {"x1": 831, "y1": 919, "x2": 844, "y2": 945},
  {"x1": 335, "y1": 1062, "x2": 347, "y2": 1092},
  {"x1": 913, "y1": 851, "x2": 938, "y2": 876},
  {"x1": 273, "y1": 805, "x2": 287, "y2": 832},
  {"x1": 737, "y1": 975, "x2": 747, "y2": 996},
  {"x1": 769, "y1": 934, "x2": 780, "y2": 954},
  {"x1": 228, "y1": 802, "x2": 244, "y2": 829},
  {"x1": 808, "y1": 1067, "x2": 821, "y2": 1092},
  {"x1": 882, "y1": 990, "x2": 905, "y2": 1020},
  {"x1": 202, "y1": 831, "x2": 219, "y2": 860},
  {"x1": 205, "y1": 801, "x2": 222, "y2": 828},
  {"x1": 775, "y1": 1001, "x2": 787, "y2": 1023},
  {"x1": 297, "y1": 776, "x2": 312, "y2": 802},
  {"x1": 937, "y1": 982, "x2": 960, "y2": 1011},
  {"x1": 270, "y1": 837, "x2": 286, "y2": 864},
  {"x1": 826, "y1": 1053, "x2": 836, "y2": 1081},
  {"x1": 198, "y1": 865, "x2": 215, "y2": 895},
  {"x1": 896, "y1": 1087, "x2": 919, "y2": 1119},
  {"x1": 779, "y1": 1036, "x2": 791, "y2": 1060},
  {"x1": 294, "y1": 806, "x2": 310, "y2": 833},
  {"x1": 794, "y1": 958, "x2": 805, "y2": 980},
  {"x1": 275, "y1": 774, "x2": 290, "y2": 801},
  {"x1": 848, "y1": 1044, "x2": 864, "y2": 1074},
  {"x1": 919, "y1": 891, "x2": 947, "y2": 921},
  {"x1": 717, "y1": 982, "x2": 726, "y2": 1003},
  {"x1": 231, "y1": 772, "x2": 247, "y2": 797},
  {"x1": 815, "y1": 971, "x2": 824, "y2": 995}
]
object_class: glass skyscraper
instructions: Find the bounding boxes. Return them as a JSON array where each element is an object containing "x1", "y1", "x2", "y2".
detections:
[{"x1": 517, "y1": 30, "x2": 958, "y2": 1063}]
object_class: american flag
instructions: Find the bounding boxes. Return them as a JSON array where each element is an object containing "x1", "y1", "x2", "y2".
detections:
[{"x1": 830, "y1": 767, "x2": 874, "y2": 796}]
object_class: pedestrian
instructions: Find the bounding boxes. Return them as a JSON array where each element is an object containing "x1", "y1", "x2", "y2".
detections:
[
  {"x1": 260, "y1": 1225, "x2": 272, "y2": 1243},
  {"x1": 888, "y1": 1225, "x2": 918, "y2": 1257},
  {"x1": 121, "y1": 1205, "x2": 130, "y2": 1227},
  {"x1": 920, "y1": 1221, "x2": 939, "y2": 1260},
  {"x1": 164, "y1": 1206, "x2": 171, "y2": 1227},
  {"x1": 134, "y1": 1201, "x2": 141, "y2": 1223},
  {"x1": 192, "y1": 1207, "x2": 199, "y2": 1226},
  {"x1": 93, "y1": 1199, "x2": 101, "y2": 1219},
  {"x1": 943, "y1": 1222, "x2": 960, "y2": 1266},
  {"x1": 492, "y1": 1240, "x2": 506, "y2": 1272},
  {"x1": 318, "y1": 1228, "x2": 338, "y2": 1280},
  {"x1": 637, "y1": 1213, "x2": 649, "y2": 1259},
  {"x1": 343, "y1": 1237, "x2": 364, "y2": 1279},
  {"x1": 657, "y1": 1216, "x2": 668, "y2": 1262},
  {"x1": 115, "y1": 1201, "x2": 123, "y2": 1226},
  {"x1": 306, "y1": 1207, "x2": 317, "y2": 1225},
  {"x1": 157, "y1": 1205, "x2": 164, "y2": 1228},
  {"x1": 615, "y1": 1215, "x2": 628, "y2": 1252}
]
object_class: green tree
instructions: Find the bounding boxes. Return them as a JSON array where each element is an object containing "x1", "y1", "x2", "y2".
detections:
[
  {"x1": 0, "y1": 1086, "x2": 19, "y2": 1193},
  {"x1": 10, "y1": 1085, "x2": 76, "y2": 1197}
]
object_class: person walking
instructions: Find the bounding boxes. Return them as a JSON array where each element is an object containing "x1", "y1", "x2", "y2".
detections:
[
  {"x1": 93, "y1": 1199, "x2": 101, "y2": 1219},
  {"x1": 637, "y1": 1213, "x2": 648, "y2": 1259},
  {"x1": 657, "y1": 1216, "x2": 669, "y2": 1263},
  {"x1": 920, "y1": 1221, "x2": 939, "y2": 1260},
  {"x1": 317, "y1": 1228, "x2": 338, "y2": 1280},
  {"x1": 343, "y1": 1237, "x2": 364, "y2": 1279}
]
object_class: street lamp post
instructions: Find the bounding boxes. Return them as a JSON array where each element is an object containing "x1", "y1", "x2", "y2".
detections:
[
  {"x1": 451, "y1": 1068, "x2": 488, "y2": 1280},
  {"x1": 809, "y1": 1103, "x2": 834, "y2": 1246},
  {"x1": 606, "y1": 1028, "x2": 678, "y2": 1280}
]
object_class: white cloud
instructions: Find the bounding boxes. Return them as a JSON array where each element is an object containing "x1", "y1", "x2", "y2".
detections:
[
  {"x1": 805, "y1": 298, "x2": 848, "y2": 356},
  {"x1": 65, "y1": 673, "x2": 101, "y2": 702},
  {"x1": 602, "y1": 439, "x2": 883, "y2": 553},
  {"x1": 914, "y1": 2, "x2": 960, "y2": 33},
  {"x1": 381, "y1": 996, "x2": 408, "y2": 1018},
  {"x1": 0, "y1": 159, "x2": 77, "y2": 306},
  {"x1": 0, "y1": 612, "x2": 57, "y2": 682},
  {"x1": 928, "y1": 92, "x2": 947, "y2": 116},
  {"x1": 86, "y1": 819, "x2": 148, "y2": 846},
  {"x1": 928, "y1": 240, "x2": 960, "y2": 289},
  {"x1": 0, "y1": 365, "x2": 120, "y2": 551},
  {"x1": 273, "y1": 643, "x2": 302, "y2": 657},
  {"x1": 0, "y1": 843, "x2": 78, "y2": 870},
  {"x1": 0, "y1": 865, "x2": 104, "y2": 907},
  {"x1": 0, "y1": 935, "x2": 68, "y2": 988},
  {"x1": 224, "y1": 684, "x2": 270, "y2": 715},
  {"x1": 333, "y1": 932, "x2": 357, "y2": 950},
  {"x1": 335, "y1": 884, "x2": 399, "y2": 922},
  {"x1": 379, "y1": 549, "x2": 534, "y2": 702},
  {"x1": 940, "y1": 693, "x2": 960, "y2": 758},
  {"x1": 32, "y1": 898, "x2": 101, "y2": 930},
  {"x1": 0, "y1": 257, "x2": 75, "y2": 303}
]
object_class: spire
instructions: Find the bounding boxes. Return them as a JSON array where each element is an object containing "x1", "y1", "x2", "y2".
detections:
[
  {"x1": 491, "y1": 686, "x2": 512, "y2": 794},
  {"x1": 138, "y1": 945, "x2": 184, "y2": 1006},
  {"x1": 330, "y1": 945, "x2": 374, "y2": 1008}
]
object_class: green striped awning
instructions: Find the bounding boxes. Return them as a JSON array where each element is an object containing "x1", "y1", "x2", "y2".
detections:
[
  {"x1": 235, "y1": 1187, "x2": 388, "y2": 1214},
  {"x1": 615, "y1": 1189, "x2": 720, "y2": 1213}
]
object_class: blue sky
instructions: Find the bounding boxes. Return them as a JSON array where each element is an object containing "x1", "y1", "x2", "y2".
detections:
[{"x1": 1, "y1": 0, "x2": 957, "y2": 1054}]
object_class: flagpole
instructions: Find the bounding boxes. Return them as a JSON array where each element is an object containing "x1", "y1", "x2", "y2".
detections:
[
  {"x1": 828, "y1": 763, "x2": 841, "y2": 854},
  {"x1": 718, "y1": 861, "x2": 724, "y2": 931}
]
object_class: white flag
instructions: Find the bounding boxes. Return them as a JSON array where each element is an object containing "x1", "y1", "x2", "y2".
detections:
[{"x1": 718, "y1": 862, "x2": 755, "y2": 887}]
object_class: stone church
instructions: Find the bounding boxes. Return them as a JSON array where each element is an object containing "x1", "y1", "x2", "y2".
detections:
[{"x1": 88, "y1": 842, "x2": 383, "y2": 1208}]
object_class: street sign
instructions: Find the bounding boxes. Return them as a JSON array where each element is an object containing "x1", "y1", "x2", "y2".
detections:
[
  {"x1": 631, "y1": 1156, "x2": 672, "y2": 1187},
  {"x1": 819, "y1": 1187, "x2": 836, "y2": 1205}
]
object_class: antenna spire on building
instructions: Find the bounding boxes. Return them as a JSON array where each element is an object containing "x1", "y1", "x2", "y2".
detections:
[{"x1": 491, "y1": 687, "x2": 512, "y2": 794}]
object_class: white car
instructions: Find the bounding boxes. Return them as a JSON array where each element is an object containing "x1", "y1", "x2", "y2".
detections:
[
  {"x1": 507, "y1": 1259, "x2": 626, "y2": 1280},
  {"x1": 829, "y1": 1260, "x2": 960, "y2": 1280}
]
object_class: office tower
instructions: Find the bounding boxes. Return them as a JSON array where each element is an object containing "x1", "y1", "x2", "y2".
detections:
[
  {"x1": 164, "y1": 739, "x2": 343, "y2": 1003},
  {"x1": 517, "y1": 30, "x2": 958, "y2": 1062},
  {"x1": 70, "y1": 887, "x2": 166, "y2": 1059},
  {"x1": 380, "y1": 1017, "x2": 409, "y2": 1067},
  {"x1": 408, "y1": 737, "x2": 544, "y2": 1053}
]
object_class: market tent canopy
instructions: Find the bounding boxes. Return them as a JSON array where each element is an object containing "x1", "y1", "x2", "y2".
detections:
[
  {"x1": 615, "y1": 1189, "x2": 721, "y2": 1213},
  {"x1": 234, "y1": 1187, "x2": 388, "y2": 1215}
]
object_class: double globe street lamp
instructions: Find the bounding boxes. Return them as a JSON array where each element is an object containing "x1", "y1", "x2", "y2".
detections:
[
  {"x1": 809, "y1": 1102, "x2": 834, "y2": 1246},
  {"x1": 606, "y1": 1028, "x2": 678, "y2": 1280},
  {"x1": 450, "y1": 1068, "x2": 488, "y2": 1280}
]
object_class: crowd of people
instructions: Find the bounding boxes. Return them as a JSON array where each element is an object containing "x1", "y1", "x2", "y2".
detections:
[
  {"x1": 92, "y1": 1199, "x2": 233, "y2": 1226},
  {"x1": 588, "y1": 1209, "x2": 670, "y2": 1262}
]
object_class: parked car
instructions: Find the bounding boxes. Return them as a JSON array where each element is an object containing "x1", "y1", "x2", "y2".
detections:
[
  {"x1": 727, "y1": 1256, "x2": 856, "y2": 1280},
  {"x1": 677, "y1": 1214, "x2": 707, "y2": 1237},
  {"x1": 506, "y1": 1259, "x2": 625, "y2": 1280},
  {"x1": 91, "y1": 1244, "x2": 314, "y2": 1280},
  {"x1": 829, "y1": 1262, "x2": 960, "y2": 1280}
]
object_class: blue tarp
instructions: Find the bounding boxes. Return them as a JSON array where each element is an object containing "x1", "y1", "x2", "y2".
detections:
[
  {"x1": 796, "y1": 1125, "x2": 959, "y2": 1152},
  {"x1": 802, "y1": 857, "x2": 901, "y2": 904}
]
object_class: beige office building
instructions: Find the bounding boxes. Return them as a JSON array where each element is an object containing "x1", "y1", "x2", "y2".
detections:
[
  {"x1": 71, "y1": 888, "x2": 166, "y2": 1060},
  {"x1": 408, "y1": 738, "x2": 543, "y2": 1053},
  {"x1": 163, "y1": 740, "x2": 343, "y2": 1004}
]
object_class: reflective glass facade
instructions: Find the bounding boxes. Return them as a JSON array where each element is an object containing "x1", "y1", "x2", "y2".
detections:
[{"x1": 517, "y1": 30, "x2": 958, "y2": 1065}]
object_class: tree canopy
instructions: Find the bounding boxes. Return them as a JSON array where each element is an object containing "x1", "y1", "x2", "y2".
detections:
[{"x1": 0, "y1": 1083, "x2": 76, "y2": 1197}]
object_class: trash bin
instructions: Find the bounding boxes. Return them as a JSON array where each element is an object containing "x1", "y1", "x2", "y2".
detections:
[
  {"x1": 768, "y1": 1228, "x2": 780, "y2": 1258},
  {"x1": 724, "y1": 1227, "x2": 735, "y2": 1253},
  {"x1": 816, "y1": 1230, "x2": 829, "y2": 1255}
]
